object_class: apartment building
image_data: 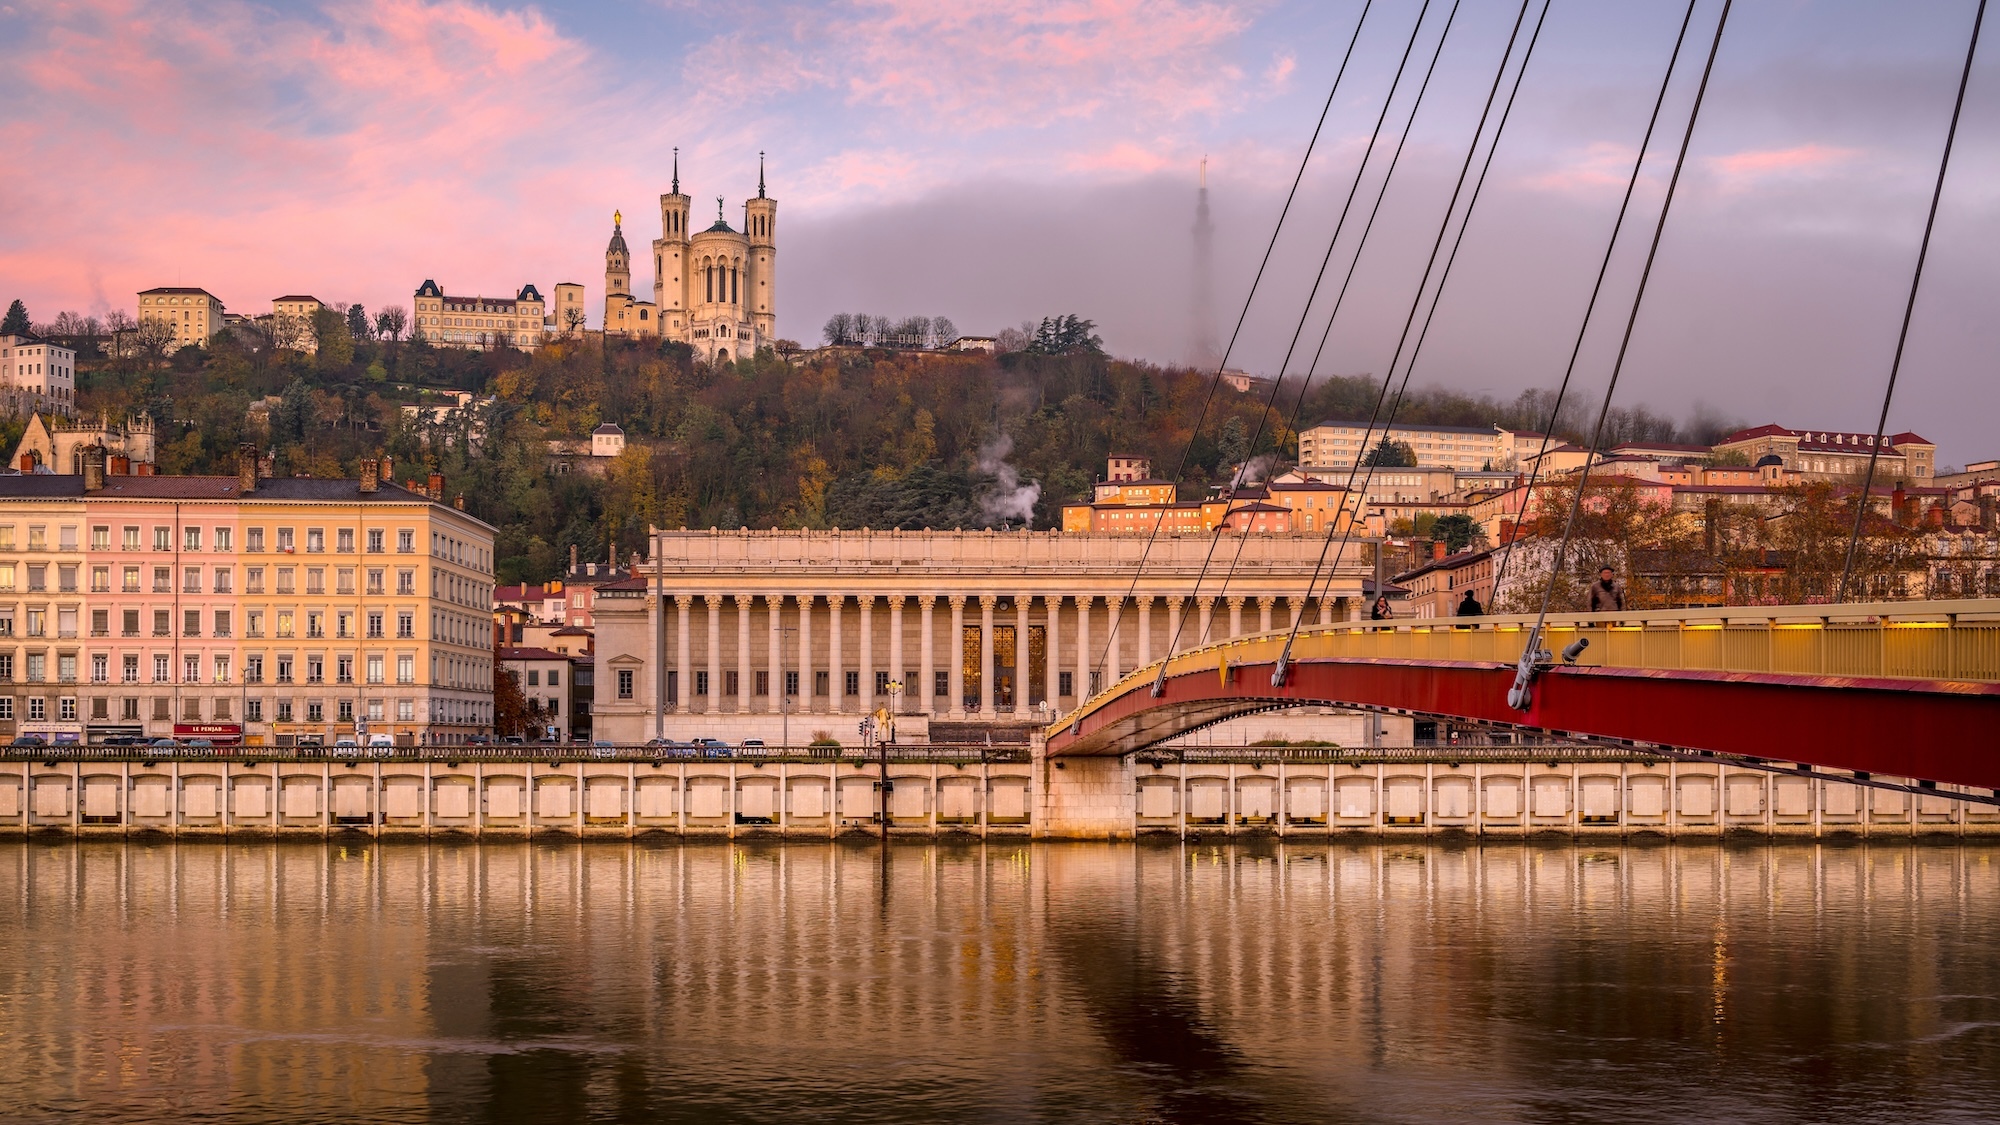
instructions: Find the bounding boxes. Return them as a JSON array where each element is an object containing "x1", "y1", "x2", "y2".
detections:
[
  {"x1": 0, "y1": 456, "x2": 497, "y2": 746},
  {"x1": 1299, "y1": 421, "x2": 1519, "y2": 472},
  {"x1": 0, "y1": 335, "x2": 77, "y2": 418},
  {"x1": 137, "y1": 287, "x2": 227, "y2": 350},
  {"x1": 411, "y1": 281, "x2": 547, "y2": 351}
]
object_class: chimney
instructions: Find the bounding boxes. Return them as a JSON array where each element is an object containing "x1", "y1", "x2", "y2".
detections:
[
  {"x1": 16, "y1": 453, "x2": 31, "y2": 472},
  {"x1": 428, "y1": 471, "x2": 444, "y2": 500},
  {"x1": 569, "y1": 543, "x2": 578, "y2": 574},
  {"x1": 237, "y1": 444, "x2": 258, "y2": 494},
  {"x1": 1892, "y1": 486, "x2": 1908, "y2": 525},
  {"x1": 109, "y1": 454, "x2": 129, "y2": 475},
  {"x1": 81, "y1": 445, "x2": 105, "y2": 492},
  {"x1": 1980, "y1": 495, "x2": 1994, "y2": 532},
  {"x1": 454, "y1": 493, "x2": 465, "y2": 510},
  {"x1": 1926, "y1": 502, "x2": 1944, "y2": 530},
  {"x1": 1432, "y1": 540, "x2": 1446, "y2": 561},
  {"x1": 379, "y1": 454, "x2": 392, "y2": 483},
  {"x1": 359, "y1": 458, "x2": 379, "y2": 493},
  {"x1": 586, "y1": 563, "x2": 597, "y2": 577}
]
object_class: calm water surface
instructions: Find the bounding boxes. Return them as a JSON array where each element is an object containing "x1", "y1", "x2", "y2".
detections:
[{"x1": 1, "y1": 839, "x2": 1996, "y2": 1123}]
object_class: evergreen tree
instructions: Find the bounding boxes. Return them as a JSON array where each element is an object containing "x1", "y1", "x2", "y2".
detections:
[
  {"x1": 1, "y1": 300, "x2": 29, "y2": 336},
  {"x1": 1362, "y1": 438, "x2": 1418, "y2": 467},
  {"x1": 346, "y1": 303, "x2": 371, "y2": 339}
]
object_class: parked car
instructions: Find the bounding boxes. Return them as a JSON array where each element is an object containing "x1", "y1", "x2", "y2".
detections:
[
  {"x1": 465, "y1": 735, "x2": 494, "y2": 746},
  {"x1": 740, "y1": 738, "x2": 766, "y2": 748},
  {"x1": 332, "y1": 737, "x2": 362, "y2": 758},
  {"x1": 590, "y1": 740, "x2": 617, "y2": 759},
  {"x1": 182, "y1": 738, "x2": 214, "y2": 749},
  {"x1": 692, "y1": 737, "x2": 730, "y2": 758},
  {"x1": 501, "y1": 735, "x2": 526, "y2": 745},
  {"x1": 11, "y1": 734, "x2": 48, "y2": 748}
]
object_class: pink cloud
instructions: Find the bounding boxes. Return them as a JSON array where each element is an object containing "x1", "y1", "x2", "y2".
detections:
[
  {"x1": 1520, "y1": 141, "x2": 1653, "y2": 195},
  {"x1": 1705, "y1": 143, "x2": 1860, "y2": 191}
]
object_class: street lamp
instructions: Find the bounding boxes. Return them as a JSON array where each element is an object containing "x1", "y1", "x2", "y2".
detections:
[{"x1": 879, "y1": 679, "x2": 902, "y2": 840}]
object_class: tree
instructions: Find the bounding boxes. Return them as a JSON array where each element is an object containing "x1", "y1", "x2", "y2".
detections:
[
  {"x1": 1027, "y1": 314, "x2": 1104, "y2": 356},
  {"x1": 494, "y1": 665, "x2": 531, "y2": 737},
  {"x1": 1, "y1": 300, "x2": 29, "y2": 336},
  {"x1": 346, "y1": 303, "x2": 372, "y2": 340},
  {"x1": 375, "y1": 305, "x2": 408, "y2": 342},
  {"x1": 312, "y1": 307, "x2": 354, "y2": 371},
  {"x1": 822, "y1": 312, "x2": 857, "y2": 345},
  {"x1": 1362, "y1": 438, "x2": 1418, "y2": 467},
  {"x1": 932, "y1": 317, "x2": 958, "y2": 348},
  {"x1": 1431, "y1": 513, "x2": 1485, "y2": 553}
]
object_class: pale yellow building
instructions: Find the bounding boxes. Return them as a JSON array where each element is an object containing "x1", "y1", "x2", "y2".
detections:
[
  {"x1": 0, "y1": 335, "x2": 77, "y2": 418},
  {"x1": 1300, "y1": 421, "x2": 1547, "y2": 472},
  {"x1": 270, "y1": 294, "x2": 323, "y2": 353},
  {"x1": 137, "y1": 287, "x2": 226, "y2": 350},
  {"x1": 411, "y1": 281, "x2": 547, "y2": 351}
]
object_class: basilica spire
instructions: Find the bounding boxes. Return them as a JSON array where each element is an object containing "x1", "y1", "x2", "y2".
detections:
[
  {"x1": 672, "y1": 147, "x2": 680, "y2": 194},
  {"x1": 758, "y1": 151, "x2": 766, "y2": 199}
]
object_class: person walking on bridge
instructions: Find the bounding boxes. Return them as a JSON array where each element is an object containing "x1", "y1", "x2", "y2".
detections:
[
  {"x1": 1588, "y1": 566, "x2": 1624, "y2": 613},
  {"x1": 1456, "y1": 589, "x2": 1484, "y2": 617}
]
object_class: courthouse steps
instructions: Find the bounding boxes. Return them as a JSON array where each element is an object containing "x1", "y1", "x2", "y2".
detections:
[{"x1": 2, "y1": 745, "x2": 1996, "y2": 838}]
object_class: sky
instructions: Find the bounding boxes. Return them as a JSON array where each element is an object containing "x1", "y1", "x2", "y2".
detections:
[{"x1": 1, "y1": 0, "x2": 1995, "y2": 463}]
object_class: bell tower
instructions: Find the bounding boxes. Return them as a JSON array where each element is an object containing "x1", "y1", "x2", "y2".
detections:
[
  {"x1": 656, "y1": 147, "x2": 691, "y2": 330},
  {"x1": 605, "y1": 211, "x2": 630, "y2": 299},
  {"x1": 743, "y1": 151, "x2": 777, "y2": 343}
]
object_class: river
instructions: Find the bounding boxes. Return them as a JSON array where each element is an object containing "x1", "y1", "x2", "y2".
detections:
[{"x1": 0, "y1": 840, "x2": 1994, "y2": 1123}]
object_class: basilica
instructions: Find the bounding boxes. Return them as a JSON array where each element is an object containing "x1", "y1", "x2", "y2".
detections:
[{"x1": 596, "y1": 152, "x2": 776, "y2": 363}]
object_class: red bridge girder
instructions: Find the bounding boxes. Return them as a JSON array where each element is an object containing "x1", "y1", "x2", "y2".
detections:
[{"x1": 1047, "y1": 658, "x2": 2000, "y2": 792}]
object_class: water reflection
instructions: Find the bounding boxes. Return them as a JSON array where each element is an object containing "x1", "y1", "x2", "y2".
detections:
[{"x1": 0, "y1": 840, "x2": 1994, "y2": 1123}]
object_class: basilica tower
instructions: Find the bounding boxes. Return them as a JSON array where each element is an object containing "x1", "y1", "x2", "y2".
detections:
[
  {"x1": 605, "y1": 212, "x2": 631, "y2": 300},
  {"x1": 743, "y1": 152, "x2": 777, "y2": 342},
  {"x1": 654, "y1": 148, "x2": 691, "y2": 334}
]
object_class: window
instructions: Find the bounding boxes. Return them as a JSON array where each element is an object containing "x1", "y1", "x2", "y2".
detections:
[
  {"x1": 307, "y1": 657, "x2": 324, "y2": 684},
  {"x1": 184, "y1": 654, "x2": 199, "y2": 683},
  {"x1": 247, "y1": 610, "x2": 263, "y2": 637},
  {"x1": 694, "y1": 670, "x2": 708, "y2": 696},
  {"x1": 549, "y1": 669, "x2": 560, "y2": 688},
  {"x1": 91, "y1": 653, "x2": 108, "y2": 683},
  {"x1": 276, "y1": 611, "x2": 294, "y2": 638},
  {"x1": 0, "y1": 609, "x2": 12, "y2": 637},
  {"x1": 246, "y1": 699, "x2": 263, "y2": 722},
  {"x1": 398, "y1": 529, "x2": 414, "y2": 553},
  {"x1": 153, "y1": 527, "x2": 170, "y2": 551},
  {"x1": 337, "y1": 529, "x2": 355, "y2": 553},
  {"x1": 366, "y1": 655, "x2": 383, "y2": 684},
  {"x1": 617, "y1": 669, "x2": 634, "y2": 699},
  {"x1": 306, "y1": 568, "x2": 324, "y2": 594},
  {"x1": 26, "y1": 609, "x2": 44, "y2": 636},
  {"x1": 59, "y1": 697, "x2": 75, "y2": 721},
  {"x1": 845, "y1": 671, "x2": 859, "y2": 696},
  {"x1": 307, "y1": 612, "x2": 324, "y2": 639},
  {"x1": 397, "y1": 699, "x2": 415, "y2": 721},
  {"x1": 215, "y1": 528, "x2": 232, "y2": 551},
  {"x1": 184, "y1": 609, "x2": 200, "y2": 637},
  {"x1": 937, "y1": 670, "x2": 951, "y2": 699},
  {"x1": 27, "y1": 697, "x2": 44, "y2": 720},
  {"x1": 91, "y1": 526, "x2": 110, "y2": 550},
  {"x1": 337, "y1": 699, "x2": 354, "y2": 722},
  {"x1": 213, "y1": 655, "x2": 230, "y2": 683},
  {"x1": 246, "y1": 566, "x2": 264, "y2": 593},
  {"x1": 875, "y1": 671, "x2": 890, "y2": 695},
  {"x1": 337, "y1": 656, "x2": 354, "y2": 685},
  {"x1": 1059, "y1": 671, "x2": 1074, "y2": 697},
  {"x1": 123, "y1": 526, "x2": 140, "y2": 551},
  {"x1": 27, "y1": 526, "x2": 45, "y2": 551},
  {"x1": 59, "y1": 526, "x2": 76, "y2": 551},
  {"x1": 366, "y1": 699, "x2": 384, "y2": 722},
  {"x1": 336, "y1": 612, "x2": 352, "y2": 639},
  {"x1": 367, "y1": 611, "x2": 383, "y2": 639},
  {"x1": 397, "y1": 570, "x2": 415, "y2": 595},
  {"x1": 397, "y1": 612, "x2": 414, "y2": 639},
  {"x1": 276, "y1": 528, "x2": 294, "y2": 552},
  {"x1": 786, "y1": 670, "x2": 800, "y2": 696},
  {"x1": 182, "y1": 697, "x2": 200, "y2": 721},
  {"x1": 27, "y1": 565, "x2": 45, "y2": 592},
  {"x1": 366, "y1": 569, "x2": 384, "y2": 595},
  {"x1": 277, "y1": 567, "x2": 295, "y2": 594},
  {"x1": 122, "y1": 655, "x2": 138, "y2": 683},
  {"x1": 306, "y1": 700, "x2": 323, "y2": 722},
  {"x1": 91, "y1": 697, "x2": 108, "y2": 720},
  {"x1": 213, "y1": 610, "x2": 231, "y2": 637},
  {"x1": 337, "y1": 568, "x2": 354, "y2": 595},
  {"x1": 755, "y1": 670, "x2": 770, "y2": 695},
  {"x1": 306, "y1": 529, "x2": 324, "y2": 553},
  {"x1": 0, "y1": 564, "x2": 12, "y2": 592},
  {"x1": 276, "y1": 699, "x2": 293, "y2": 722},
  {"x1": 184, "y1": 566, "x2": 201, "y2": 593},
  {"x1": 213, "y1": 567, "x2": 232, "y2": 593},
  {"x1": 527, "y1": 670, "x2": 540, "y2": 687},
  {"x1": 58, "y1": 565, "x2": 76, "y2": 593},
  {"x1": 91, "y1": 609, "x2": 107, "y2": 637},
  {"x1": 247, "y1": 527, "x2": 264, "y2": 552},
  {"x1": 153, "y1": 654, "x2": 169, "y2": 683},
  {"x1": 122, "y1": 566, "x2": 139, "y2": 592},
  {"x1": 152, "y1": 697, "x2": 170, "y2": 720},
  {"x1": 153, "y1": 566, "x2": 170, "y2": 592},
  {"x1": 57, "y1": 654, "x2": 75, "y2": 682},
  {"x1": 153, "y1": 609, "x2": 169, "y2": 636},
  {"x1": 184, "y1": 527, "x2": 202, "y2": 551},
  {"x1": 214, "y1": 697, "x2": 231, "y2": 720},
  {"x1": 246, "y1": 656, "x2": 264, "y2": 684},
  {"x1": 397, "y1": 655, "x2": 414, "y2": 684},
  {"x1": 367, "y1": 529, "x2": 384, "y2": 553},
  {"x1": 276, "y1": 657, "x2": 293, "y2": 684}
]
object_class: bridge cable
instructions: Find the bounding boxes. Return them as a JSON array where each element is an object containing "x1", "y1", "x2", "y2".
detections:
[
  {"x1": 1836, "y1": 0, "x2": 1987, "y2": 604},
  {"x1": 1142, "y1": 0, "x2": 1462, "y2": 696},
  {"x1": 1269, "y1": 0, "x2": 1544, "y2": 684},
  {"x1": 1206, "y1": 0, "x2": 1545, "y2": 653},
  {"x1": 1144, "y1": 0, "x2": 1472, "y2": 692},
  {"x1": 1488, "y1": 0, "x2": 1704, "y2": 599},
  {"x1": 1081, "y1": 0, "x2": 1379, "y2": 701},
  {"x1": 1509, "y1": 0, "x2": 1734, "y2": 711}
]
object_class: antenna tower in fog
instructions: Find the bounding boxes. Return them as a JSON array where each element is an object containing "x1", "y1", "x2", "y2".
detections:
[{"x1": 1190, "y1": 156, "x2": 1220, "y2": 369}]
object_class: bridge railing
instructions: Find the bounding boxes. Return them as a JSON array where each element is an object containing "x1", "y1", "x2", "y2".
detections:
[
  {"x1": 0, "y1": 744, "x2": 1034, "y2": 766},
  {"x1": 1057, "y1": 598, "x2": 2000, "y2": 737}
]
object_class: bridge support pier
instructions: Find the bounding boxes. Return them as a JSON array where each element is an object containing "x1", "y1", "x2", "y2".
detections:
[{"x1": 1031, "y1": 735, "x2": 1135, "y2": 839}]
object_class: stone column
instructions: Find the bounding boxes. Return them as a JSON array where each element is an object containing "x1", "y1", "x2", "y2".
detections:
[
  {"x1": 1319, "y1": 597, "x2": 1334, "y2": 626},
  {"x1": 798, "y1": 595, "x2": 814, "y2": 712},
  {"x1": 1074, "y1": 595, "x2": 1093, "y2": 698},
  {"x1": 887, "y1": 595, "x2": 905, "y2": 710},
  {"x1": 918, "y1": 596, "x2": 936, "y2": 715},
  {"x1": 1258, "y1": 596, "x2": 1275, "y2": 634},
  {"x1": 674, "y1": 594, "x2": 692, "y2": 713},
  {"x1": 1227, "y1": 596, "x2": 1245, "y2": 640},
  {"x1": 858, "y1": 595, "x2": 876, "y2": 716},
  {"x1": 1197, "y1": 597, "x2": 1215, "y2": 646},
  {"x1": 1014, "y1": 596, "x2": 1031, "y2": 712},
  {"x1": 1103, "y1": 596, "x2": 1122, "y2": 683},
  {"x1": 1136, "y1": 596, "x2": 1153, "y2": 667},
  {"x1": 736, "y1": 595, "x2": 753, "y2": 713},
  {"x1": 1286, "y1": 595, "x2": 1307, "y2": 632},
  {"x1": 1044, "y1": 595, "x2": 1062, "y2": 706},
  {"x1": 947, "y1": 596, "x2": 967, "y2": 717},
  {"x1": 827, "y1": 595, "x2": 843, "y2": 712},
  {"x1": 705, "y1": 594, "x2": 723, "y2": 713},
  {"x1": 766, "y1": 594, "x2": 784, "y2": 713},
  {"x1": 978, "y1": 595, "x2": 997, "y2": 715},
  {"x1": 1165, "y1": 596, "x2": 1186, "y2": 657},
  {"x1": 648, "y1": 588, "x2": 663, "y2": 738}
]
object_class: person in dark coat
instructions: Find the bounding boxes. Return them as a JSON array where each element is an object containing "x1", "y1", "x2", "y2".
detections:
[
  {"x1": 1370, "y1": 595, "x2": 1392, "y2": 620},
  {"x1": 1456, "y1": 589, "x2": 1484, "y2": 617},
  {"x1": 1588, "y1": 566, "x2": 1624, "y2": 613}
]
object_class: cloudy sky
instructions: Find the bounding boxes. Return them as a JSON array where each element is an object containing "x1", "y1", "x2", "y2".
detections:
[{"x1": 1, "y1": 0, "x2": 1993, "y2": 461}]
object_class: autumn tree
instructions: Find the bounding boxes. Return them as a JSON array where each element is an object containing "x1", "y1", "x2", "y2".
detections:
[{"x1": 494, "y1": 665, "x2": 531, "y2": 737}]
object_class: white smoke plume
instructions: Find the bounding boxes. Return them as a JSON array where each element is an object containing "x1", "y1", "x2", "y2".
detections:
[
  {"x1": 976, "y1": 435, "x2": 1041, "y2": 526},
  {"x1": 1231, "y1": 453, "x2": 1278, "y2": 489}
]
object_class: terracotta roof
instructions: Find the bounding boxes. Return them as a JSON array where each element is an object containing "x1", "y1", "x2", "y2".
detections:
[
  {"x1": 138, "y1": 287, "x2": 220, "y2": 297},
  {"x1": 498, "y1": 647, "x2": 571, "y2": 661},
  {"x1": 270, "y1": 295, "x2": 321, "y2": 304}
]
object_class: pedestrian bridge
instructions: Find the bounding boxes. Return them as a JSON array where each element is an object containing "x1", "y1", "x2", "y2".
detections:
[{"x1": 1044, "y1": 600, "x2": 2000, "y2": 793}]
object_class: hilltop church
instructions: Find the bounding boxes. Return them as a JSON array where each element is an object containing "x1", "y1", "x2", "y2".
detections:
[{"x1": 589, "y1": 152, "x2": 777, "y2": 363}]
